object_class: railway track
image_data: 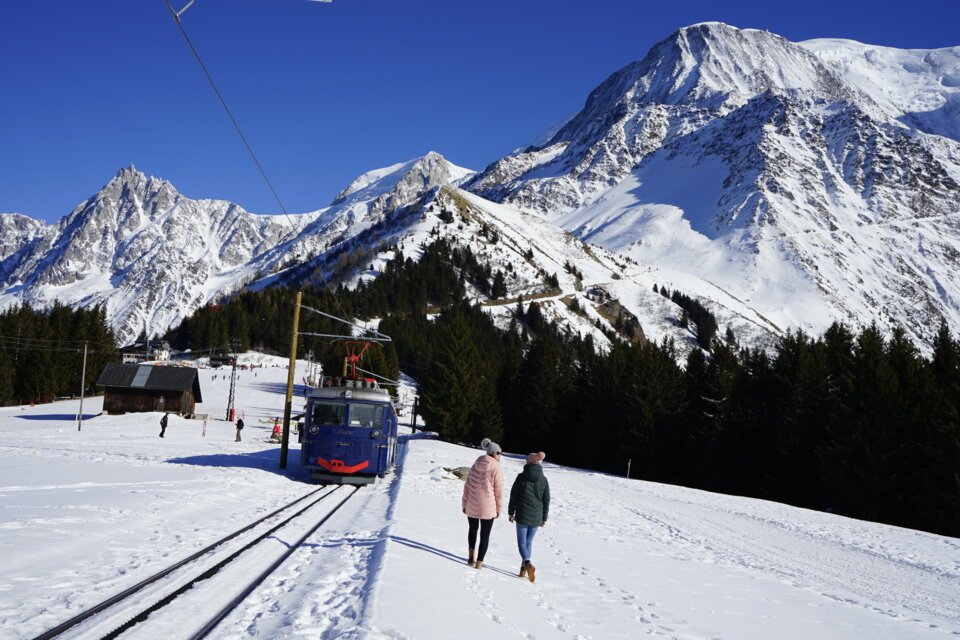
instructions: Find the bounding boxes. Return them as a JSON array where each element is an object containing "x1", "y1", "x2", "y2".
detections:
[{"x1": 33, "y1": 484, "x2": 360, "y2": 640}]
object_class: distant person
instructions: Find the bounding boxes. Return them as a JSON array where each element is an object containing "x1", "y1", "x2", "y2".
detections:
[
  {"x1": 159, "y1": 412, "x2": 169, "y2": 438},
  {"x1": 235, "y1": 417, "x2": 244, "y2": 442},
  {"x1": 508, "y1": 451, "x2": 550, "y2": 583},
  {"x1": 270, "y1": 423, "x2": 282, "y2": 443},
  {"x1": 461, "y1": 438, "x2": 504, "y2": 570}
]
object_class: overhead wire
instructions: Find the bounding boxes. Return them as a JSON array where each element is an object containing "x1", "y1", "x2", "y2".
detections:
[
  {"x1": 165, "y1": 1, "x2": 293, "y2": 227},
  {"x1": 163, "y1": 0, "x2": 352, "y2": 324}
]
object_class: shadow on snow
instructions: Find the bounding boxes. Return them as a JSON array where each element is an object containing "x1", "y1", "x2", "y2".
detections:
[
  {"x1": 167, "y1": 447, "x2": 312, "y2": 481},
  {"x1": 17, "y1": 413, "x2": 100, "y2": 421}
]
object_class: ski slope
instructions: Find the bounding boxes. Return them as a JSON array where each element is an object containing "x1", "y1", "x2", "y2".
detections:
[{"x1": 0, "y1": 360, "x2": 957, "y2": 639}]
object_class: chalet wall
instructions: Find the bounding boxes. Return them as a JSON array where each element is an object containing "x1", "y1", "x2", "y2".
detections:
[{"x1": 102, "y1": 387, "x2": 196, "y2": 416}]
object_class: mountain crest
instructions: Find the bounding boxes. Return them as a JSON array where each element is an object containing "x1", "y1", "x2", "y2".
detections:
[{"x1": 332, "y1": 151, "x2": 471, "y2": 206}]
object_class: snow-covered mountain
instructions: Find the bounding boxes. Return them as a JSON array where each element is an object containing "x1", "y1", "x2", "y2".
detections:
[
  {"x1": 465, "y1": 22, "x2": 960, "y2": 347},
  {"x1": 0, "y1": 155, "x2": 471, "y2": 344},
  {"x1": 0, "y1": 213, "x2": 46, "y2": 264},
  {"x1": 4, "y1": 23, "x2": 960, "y2": 351}
]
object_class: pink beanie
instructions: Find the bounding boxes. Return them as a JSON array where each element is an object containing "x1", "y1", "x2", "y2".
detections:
[{"x1": 526, "y1": 451, "x2": 545, "y2": 465}]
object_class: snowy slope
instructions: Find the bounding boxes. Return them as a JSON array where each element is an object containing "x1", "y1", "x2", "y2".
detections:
[
  {"x1": 0, "y1": 366, "x2": 956, "y2": 639},
  {"x1": 289, "y1": 181, "x2": 767, "y2": 359},
  {"x1": 802, "y1": 38, "x2": 960, "y2": 142}
]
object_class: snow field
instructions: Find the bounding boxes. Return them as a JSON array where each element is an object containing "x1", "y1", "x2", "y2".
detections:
[
  {"x1": 0, "y1": 358, "x2": 957, "y2": 639},
  {"x1": 372, "y1": 441, "x2": 960, "y2": 640}
]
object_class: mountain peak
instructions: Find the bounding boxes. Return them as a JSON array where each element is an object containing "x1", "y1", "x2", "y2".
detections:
[
  {"x1": 115, "y1": 164, "x2": 140, "y2": 178},
  {"x1": 331, "y1": 152, "x2": 472, "y2": 206}
]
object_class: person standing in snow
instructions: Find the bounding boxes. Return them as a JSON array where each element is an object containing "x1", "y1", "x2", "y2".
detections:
[
  {"x1": 159, "y1": 412, "x2": 169, "y2": 438},
  {"x1": 461, "y1": 437, "x2": 504, "y2": 570},
  {"x1": 508, "y1": 451, "x2": 550, "y2": 583},
  {"x1": 235, "y1": 417, "x2": 244, "y2": 442}
]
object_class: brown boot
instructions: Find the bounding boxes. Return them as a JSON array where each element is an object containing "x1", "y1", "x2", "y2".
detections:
[
  {"x1": 467, "y1": 549, "x2": 475, "y2": 567},
  {"x1": 475, "y1": 560, "x2": 483, "y2": 570},
  {"x1": 519, "y1": 562, "x2": 528, "y2": 578},
  {"x1": 526, "y1": 562, "x2": 536, "y2": 583}
]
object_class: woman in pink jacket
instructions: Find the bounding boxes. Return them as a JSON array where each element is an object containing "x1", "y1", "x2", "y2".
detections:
[{"x1": 462, "y1": 438, "x2": 504, "y2": 570}]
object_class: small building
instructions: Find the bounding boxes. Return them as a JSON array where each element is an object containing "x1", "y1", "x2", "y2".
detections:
[
  {"x1": 97, "y1": 363, "x2": 203, "y2": 416},
  {"x1": 120, "y1": 340, "x2": 172, "y2": 364},
  {"x1": 209, "y1": 354, "x2": 237, "y2": 368}
]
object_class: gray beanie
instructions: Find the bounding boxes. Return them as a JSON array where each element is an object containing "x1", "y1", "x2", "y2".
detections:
[{"x1": 480, "y1": 437, "x2": 501, "y2": 455}]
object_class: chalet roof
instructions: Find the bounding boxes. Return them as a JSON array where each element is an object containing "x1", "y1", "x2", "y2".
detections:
[{"x1": 96, "y1": 364, "x2": 203, "y2": 402}]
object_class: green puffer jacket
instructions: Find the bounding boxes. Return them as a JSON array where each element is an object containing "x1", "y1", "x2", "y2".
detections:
[{"x1": 508, "y1": 463, "x2": 550, "y2": 526}]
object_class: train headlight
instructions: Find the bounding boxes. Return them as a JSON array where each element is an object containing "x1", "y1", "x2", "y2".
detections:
[
  {"x1": 370, "y1": 429, "x2": 382, "y2": 439},
  {"x1": 310, "y1": 425, "x2": 319, "y2": 434}
]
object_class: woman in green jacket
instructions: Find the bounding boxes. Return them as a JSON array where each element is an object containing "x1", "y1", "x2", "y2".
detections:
[{"x1": 508, "y1": 451, "x2": 550, "y2": 582}]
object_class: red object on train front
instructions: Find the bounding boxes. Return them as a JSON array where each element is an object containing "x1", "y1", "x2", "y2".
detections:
[{"x1": 316, "y1": 458, "x2": 369, "y2": 474}]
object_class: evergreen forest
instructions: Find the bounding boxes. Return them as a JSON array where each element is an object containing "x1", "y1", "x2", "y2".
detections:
[
  {"x1": 0, "y1": 303, "x2": 118, "y2": 407},
  {"x1": 161, "y1": 240, "x2": 960, "y2": 538}
]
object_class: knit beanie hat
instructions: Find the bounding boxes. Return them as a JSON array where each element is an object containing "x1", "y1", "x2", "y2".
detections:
[
  {"x1": 480, "y1": 437, "x2": 502, "y2": 455},
  {"x1": 526, "y1": 451, "x2": 546, "y2": 464}
]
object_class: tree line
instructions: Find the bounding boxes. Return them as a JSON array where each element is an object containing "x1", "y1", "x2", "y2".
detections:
[
  {"x1": 416, "y1": 302, "x2": 960, "y2": 538},
  {"x1": 0, "y1": 303, "x2": 118, "y2": 406},
  {"x1": 161, "y1": 240, "x2": 959, "y2": 537}
]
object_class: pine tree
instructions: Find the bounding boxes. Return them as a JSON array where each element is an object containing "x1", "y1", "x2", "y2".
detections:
[
  {"x1": 419, "y1": 311, "x2": 498, "y2": 444},
  {"x1": 491, "y1": 270, "x2": 507, "y2": 299}
]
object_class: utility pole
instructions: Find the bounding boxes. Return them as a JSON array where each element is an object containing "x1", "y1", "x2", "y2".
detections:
[
  {"x1": 626, "y1": 458, "x2": 632, "y2": 479},
  {"x1": 76, "y1": 342, "x2": 88, "y2": 432},
  {"x1": 280, "y1": 291, "x2": 302, "y2": 470},
  {"x1": 225, "y1": 337, "x2": 240, "y2": 421}
]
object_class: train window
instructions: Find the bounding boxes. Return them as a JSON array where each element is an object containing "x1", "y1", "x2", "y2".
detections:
[
  {"x1": 312, "y1": 401, "x2": 346, "y2": 426},
  {"x1": 347, "y1": 404, "x2": 383, "y2": 428}
]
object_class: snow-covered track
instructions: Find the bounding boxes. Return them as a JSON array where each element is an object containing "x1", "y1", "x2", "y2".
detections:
[{"x1": 32, "y1": 484, "x2": 360, "y2": 640}]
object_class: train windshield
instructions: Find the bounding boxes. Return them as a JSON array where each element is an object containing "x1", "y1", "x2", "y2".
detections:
[
  {"x1": 312, "y1": 401, "x2": 346, "y2": 426},
  {"x1": 348, "y1": 403, "x2": 384, "y2": 428}
]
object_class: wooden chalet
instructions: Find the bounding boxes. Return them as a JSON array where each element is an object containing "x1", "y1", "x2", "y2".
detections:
[{"x1": 97, "y1": 364, "x2": 203, "y2": 416}]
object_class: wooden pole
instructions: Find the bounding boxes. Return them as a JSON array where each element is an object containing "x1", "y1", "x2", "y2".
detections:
[
  {"x1": 410, "y1": 396, "x2": 418, "y2": 433},
  {"x1": 76, "y1": 342, "x2": 88, "y2": 432},
  {"x1": 279, "y1": 291, "x2": 302, "y2": 470}
]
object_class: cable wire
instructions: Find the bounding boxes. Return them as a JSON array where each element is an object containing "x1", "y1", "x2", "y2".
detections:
[
  {"x1": 165, "y1": 1, "x2": 294, "y2": 227},
  {"x1": 164, "y1": 0, "x2": 354, "y2": 324}
]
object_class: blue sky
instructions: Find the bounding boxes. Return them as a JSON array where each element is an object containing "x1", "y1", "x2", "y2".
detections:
[{"x1": 3, "y1": 0, "x2": 959, "y2": 222}]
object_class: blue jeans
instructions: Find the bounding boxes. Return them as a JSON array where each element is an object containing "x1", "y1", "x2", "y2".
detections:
[{"x1": 516, "y1": 524, "x2": 538, "y2": 563}]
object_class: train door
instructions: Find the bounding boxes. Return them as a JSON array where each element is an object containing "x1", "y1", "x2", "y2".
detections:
[{"x1": 346, "y1": 402, "x2": 385, "y2": 473}]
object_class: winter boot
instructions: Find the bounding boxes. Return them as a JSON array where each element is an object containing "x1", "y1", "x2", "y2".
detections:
[
  {"x1": 475, "y1": 560, "x2": 483, "y2": 570},
  {"x1": 467, "y1": 549, "x2": 476, "y2": 567},
  {"x1": 519, "y1": 561, "x2": 528, "y2": 578},
  {"x1": 526, "y1": 562, "x2": 536, "y2": 583}
]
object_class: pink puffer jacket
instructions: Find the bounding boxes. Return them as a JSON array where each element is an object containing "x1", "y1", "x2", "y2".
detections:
[{"x1": 462, "y1": 454, "x2": 504, "y2": 519}]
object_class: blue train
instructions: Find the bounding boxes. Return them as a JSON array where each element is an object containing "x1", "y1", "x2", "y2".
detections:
[{"x1": 300, "y1": 378, "x2": 399, "y2": 484}]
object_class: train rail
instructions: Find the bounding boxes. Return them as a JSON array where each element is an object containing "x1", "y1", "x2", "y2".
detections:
[{"x1": 33, "y1": 485, "x2": 360, "y2": 640}]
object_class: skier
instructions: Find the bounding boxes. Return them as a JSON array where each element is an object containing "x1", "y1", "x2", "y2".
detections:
[
  {"x1": 235, "y1": 417, "x2": 244, "y2": 442},
  {"x1": 508, "y1": 451, "x2": 550, "y2": 582},
  {"x1": 159, "y1": 412, "x2": 169, "y2": 438},
  {"x1": 461, "y1": 438, "x2": 504, "y2": 570}
]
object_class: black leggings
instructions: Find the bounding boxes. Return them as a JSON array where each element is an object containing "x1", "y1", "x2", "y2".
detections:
[{"x1": 467, "y1": 517, "x2": 494, "y2": 561}]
